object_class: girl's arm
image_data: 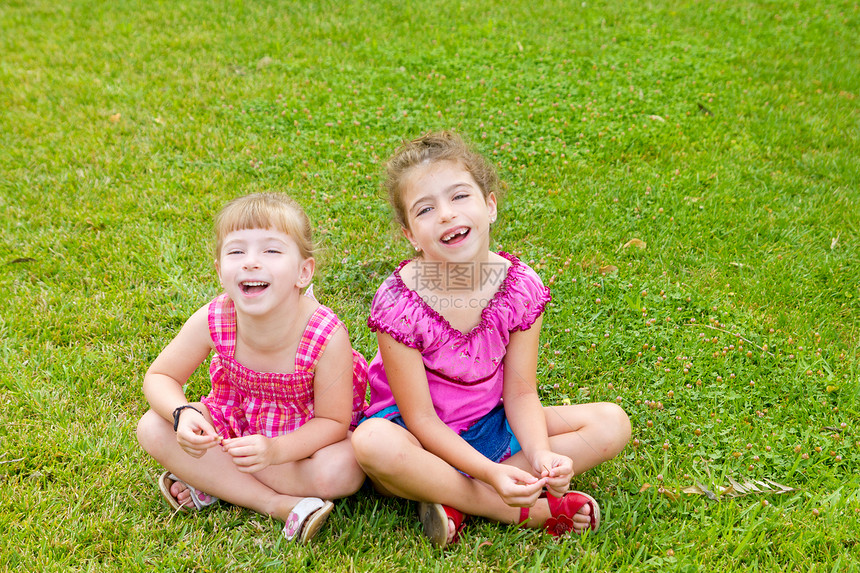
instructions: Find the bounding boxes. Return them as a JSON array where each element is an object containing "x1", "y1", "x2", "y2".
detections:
[
  {"x1": 502, "y1": 315, "x2": 574, "y2": 495},
  {"x1": 224, "y1": 326, "x2": 354, "y2": 472},
  {"x1": 143, "y1": 305, "x2": 218, "y2": 456},
  {"x1": 380, "y1": 332, "x2": 545, "y2": 506}
]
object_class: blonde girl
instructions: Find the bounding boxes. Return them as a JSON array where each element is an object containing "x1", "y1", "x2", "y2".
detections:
[{"x1": 137, "y1": 192, "x2": 368, "y2": 544}]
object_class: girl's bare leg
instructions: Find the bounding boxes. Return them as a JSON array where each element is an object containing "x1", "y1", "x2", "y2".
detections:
[
  {"x1": 253, "y1": 436, "x2": 365, "y2": 500},
  {"x1": 136, "y1": 409, "x2": 363, "y2": 521},
  {"x1": 352, "y1": 419, "x2": 524, "y2": 520},
  {"x1": 352, "y1": 419, "x2": 563, "y2": 543},
  {"x1": 501, "y1": 401, "x2": 631, "y2": 532},
  {"x1": 503, "y1": 402, "x2": 631, "y2": 476},
  {"x1": 352, "y1": 403, "x2": 630, "y2": 542}
]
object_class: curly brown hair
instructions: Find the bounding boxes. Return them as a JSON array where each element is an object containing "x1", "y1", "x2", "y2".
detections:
[{"x1": 384, "y1": 131, "x2": 502, "y2": 229}]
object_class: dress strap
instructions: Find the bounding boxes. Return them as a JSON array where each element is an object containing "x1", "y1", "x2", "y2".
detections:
[
  {"x1": 294, "y1": 305, "x2": 341, "y2": 373},
  {"x1": 208, "y1": 294, "x2": 237, "y2": 357}
]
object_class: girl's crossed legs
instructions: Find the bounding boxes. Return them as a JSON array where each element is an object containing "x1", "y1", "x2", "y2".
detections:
[
  {"x1": 351, "y1": 401, "x2": 630, "y2": 543},
  {"x1": 136, "y1": 405, "x2": 364, "y2": 521}
]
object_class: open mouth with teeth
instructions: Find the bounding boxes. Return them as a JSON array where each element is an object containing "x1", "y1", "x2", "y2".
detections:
[
  {"x1": 441, "y1": 227, "x2": 470, "y2": 244},
  {"x1": 240, "y1": 280, "x2": 270, "y2": 295}
]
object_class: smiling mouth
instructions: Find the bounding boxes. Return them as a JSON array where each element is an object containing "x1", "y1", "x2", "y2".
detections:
[
  {"x1": 441, "y1": 228, "x2": 469, "y2": 244},
  {"x1": 240, "y1": 281, "x2": 270, "y2": 295}
]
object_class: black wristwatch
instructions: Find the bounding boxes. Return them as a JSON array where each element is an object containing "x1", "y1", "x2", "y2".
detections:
[{"x1": 172, "y1": 405, "x2": 202, "y2": 431}]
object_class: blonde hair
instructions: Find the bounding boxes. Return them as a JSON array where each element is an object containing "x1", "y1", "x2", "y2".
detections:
[
  {"x1": 384, "y1": 130, "x2": 501, "y2": 229},
  {"x1": 214, "y1": 192, "x2": 314, "y2": 259}
]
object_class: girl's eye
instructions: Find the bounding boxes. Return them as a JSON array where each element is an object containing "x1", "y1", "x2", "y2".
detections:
[
  {"x1": 264, "y1": 249, "x2": 282, "y2": 254},
  {"x1": 416, "y1": 206, "x2": 432, "y2": 216},
  {"x1": 453, "y1": 192, "x2": 469, "y2": 200},
  {"x1": 226, "y1": 250, "x2": 243, "y2": 256}
]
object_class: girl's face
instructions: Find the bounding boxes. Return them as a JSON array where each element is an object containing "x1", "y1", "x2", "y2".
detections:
[
  {"x1": 401, "y1": 160, "x2": 497, "y2": 264},
  {"x1": 215, "y1": 227, "x2": 314, "y2": 316}
]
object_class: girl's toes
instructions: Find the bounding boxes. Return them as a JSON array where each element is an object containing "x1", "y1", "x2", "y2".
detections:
[
  {"x1": 169, "y1": 480, "x2": 185, "y2": 497},
  {"x1": 170, "y1": 481, "x2": 192, "y2": 506},
  {"x1": 571, "y1": 504, "x2": 592, "y2": 532},
  {"x1": 447, "y1": 518, "x2": 457, "y2": 545}
]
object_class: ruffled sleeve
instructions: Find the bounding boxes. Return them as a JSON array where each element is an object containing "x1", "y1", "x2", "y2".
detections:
[
  {"x1": 493, "y1": 253, "x2": 552, "y2": 333},
  {"x1": 367, "y1": 268, "x2": 428, "y2": 351}
]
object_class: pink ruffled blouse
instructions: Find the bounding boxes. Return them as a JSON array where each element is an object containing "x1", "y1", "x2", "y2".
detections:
[{"x1": 365, "y1": 252, "x2": 551, "y2": 434}]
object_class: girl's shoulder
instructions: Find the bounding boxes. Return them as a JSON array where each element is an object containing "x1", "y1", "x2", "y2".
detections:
[
  {"x1": 206, "y1": 291, "x2": 233, "y2": 311},
  {"x1": 305, "y1": 299, "x2": 346, "y2": 338},
  {"x1": 184, "y1": 301, "x2": 217, "y2": 330},
  {"x1": 495, "y1": 252, "x2": 548, "y2": 297},
  {"x1": 166, "y1": 299, "x2": 218, "y2": 354},
  {"x1": 491, "y1": 252, "x2": 552, "y2": 331}
]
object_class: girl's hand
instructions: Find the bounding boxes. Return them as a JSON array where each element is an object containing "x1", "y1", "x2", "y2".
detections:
[
  {"x1": 175, "y1": 411, "x2": 221, "y2": 458},
  {"x1": 221, "y1": 435, "x2": 274, "y2": 473},
  {"x1": 487, "y1": 464, "x2": 548, "y2": 507},
  {"x1": 533, "y1": 450, "x2": 574, "y2": 497}
]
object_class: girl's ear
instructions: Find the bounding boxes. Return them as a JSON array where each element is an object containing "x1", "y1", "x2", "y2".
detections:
[
  {"x1": 402, "y1": 226, "x2": 421, "y2": 252},
  {"x1": 214, "y1": 259, "x2": 223, "y2": 286},
  {"x1": 296, "y1": 257, "x2": 316, "y2": 288},
  {"x1": 486, "y1": 192, "x2": 498, "y2": 224}
]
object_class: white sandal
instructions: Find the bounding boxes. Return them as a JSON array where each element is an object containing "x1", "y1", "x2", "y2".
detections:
[
  {"x1": 282, "y1": 497, "x2": 334, "y2": 544},
  {"x1": 158, "y1": 471, "x2": 219, "y2": 512}
]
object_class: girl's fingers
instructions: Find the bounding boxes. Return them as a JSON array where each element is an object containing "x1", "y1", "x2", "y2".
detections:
[
  {"x1": 524, "y1": 475, "x2": 548, "y2": 488},
  {"x1": 237, "y1": 464, "x2": 263, "y2": 474},
  {"x1": 230, "y1": 456, "x2": 265, "y2": 473},
  {"x1": 547, "y1": 482, "x2": 570, "y2": 497},
  {"x1": 504, "y1": 477, "x2": 546, "y2": 503},
  {"x1": 222, "y1": 436, "x2": 257, "y2": 450},
  {"x1": 225, "y1": 447, "x2": 257, "y2": 460},
  {"x1": 184, "y1": 431, "x2": 219, "y2": 447},
  {"x1": 506, "y1": 489, "x2": 544, "y2": 507},
  {"x1": 510, "y1": 466, "x2": 543, "y2": 485},
  {"x1": 180, "y1": 445, "x2": 206, "y2": 458}
]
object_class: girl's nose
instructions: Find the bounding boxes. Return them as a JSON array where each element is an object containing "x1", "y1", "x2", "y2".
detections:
[
  {"x1": 242, "y1": 255, "x2": 260, "y2": 270},
  {"x1": 437, "y1": 201, "x2": 456, "y2": 222}
]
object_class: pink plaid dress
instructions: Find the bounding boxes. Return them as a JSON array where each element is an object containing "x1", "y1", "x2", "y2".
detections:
[{"x1": 201, "y1": 294, "x2": 368, "y2": 438}]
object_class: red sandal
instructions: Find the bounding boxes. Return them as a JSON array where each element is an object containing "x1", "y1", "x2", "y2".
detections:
[
  {"x1": 418, "y1": 502, "x2": 468, "y2": 547},
  {"x1": 519, "y1": 491, "x2": 601, "y2": 537}
]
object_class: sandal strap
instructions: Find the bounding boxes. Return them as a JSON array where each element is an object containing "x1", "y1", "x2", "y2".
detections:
[
  {"x1": 547, "y1": 491, "x2": 600, "y2": 532},
  {"x1": 442, "y1": 505, "x2": 467, "y2": 533},
  {"x1": 519, "y1": 507, "x2": 530, "y2": 525},
  {"x1": 283, "y1": 497, "x2": 325, "y2": 541},
  {"x1": 159, "y1": 472, "x2": 219, "y2": 512},
  {"x1": 443, "y1": 505, "x2": 468, "y2": 543},
  {"x1": 185, "y1": 481, "x2": 218, "y2": 510}
]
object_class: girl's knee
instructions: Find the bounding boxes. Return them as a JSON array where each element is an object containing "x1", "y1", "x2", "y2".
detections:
[
  {"x1": 350, "y1": 419, "x2": 392, "y2": 464},
  {"x1": 135, "y1": 409, "x2": 171, "y2": 453},
  {"x1": 600, "y1": 402, "x2": 632, "y2": 448},
  {"x1": 319, "y1": 458, "x2": 365, "y2": 499},
  {"x1": 351, "y1": 419, "x2": 417, "y2": 478},
  {"x1": 312, "y1": 443, "x2": 365, "y2": 498}
]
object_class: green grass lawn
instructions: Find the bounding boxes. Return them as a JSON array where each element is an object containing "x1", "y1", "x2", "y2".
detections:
[{"x1": 1, "y1": 0, "x2": 858, "y2": 570}]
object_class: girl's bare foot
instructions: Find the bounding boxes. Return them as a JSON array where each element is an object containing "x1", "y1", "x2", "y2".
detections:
[
  {"x1": 569, "y1": 502, "x2": 592, "y2": 533},
  {"x1": 419, "y1": 503, "x2": 467, "y2": 546},
  {"x1": 169, "y1": 479, "x2": 194, "y2": 508}
]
